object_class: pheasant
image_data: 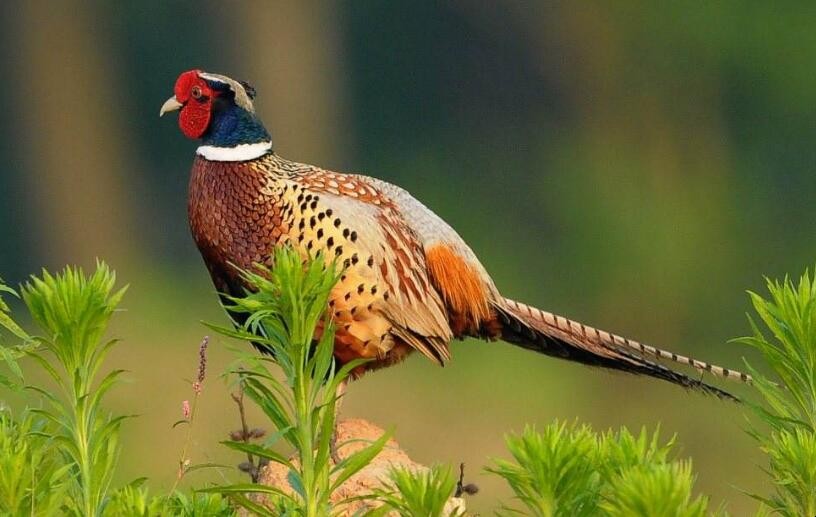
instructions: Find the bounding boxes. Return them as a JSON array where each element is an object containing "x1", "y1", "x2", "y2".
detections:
[{"x1": 161, "y1": 69, "x2": 750, "y2": 416}]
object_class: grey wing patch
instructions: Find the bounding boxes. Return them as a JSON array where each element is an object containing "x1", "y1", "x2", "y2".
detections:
[{"x1": 361, "y1": 175, "x2": 500, "y2": 298}]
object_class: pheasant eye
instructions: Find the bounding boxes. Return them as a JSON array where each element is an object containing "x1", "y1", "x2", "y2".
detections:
[{"x1": 191, "y1": 85, "x2": 203, "y2": 99}]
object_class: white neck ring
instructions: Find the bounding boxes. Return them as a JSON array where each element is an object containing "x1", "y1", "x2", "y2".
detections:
[{"x1": 196, "y1": 141, "x2": 272, "y2": 162}]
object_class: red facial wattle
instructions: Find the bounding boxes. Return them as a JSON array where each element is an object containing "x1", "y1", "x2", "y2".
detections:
[{"x1": 174, "y1": 70, "x2": 213, "y2": 139}]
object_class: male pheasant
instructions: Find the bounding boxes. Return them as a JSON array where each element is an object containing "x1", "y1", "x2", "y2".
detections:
[{"x1": 161, "y1": 69, "x2": 750, "y2": 403}]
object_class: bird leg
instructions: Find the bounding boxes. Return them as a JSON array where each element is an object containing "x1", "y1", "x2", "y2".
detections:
[{"x1": 329, "y1": 378, "x2": 348, "y2": 464}]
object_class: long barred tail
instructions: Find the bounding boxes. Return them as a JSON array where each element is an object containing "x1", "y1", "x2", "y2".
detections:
[{"x1": 495, "y1": 297, "x2": 750, "y2": 401}]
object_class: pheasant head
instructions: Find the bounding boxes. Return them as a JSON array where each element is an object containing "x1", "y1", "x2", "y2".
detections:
[{"x1": 160, "y1": 70, "x2": 272, "y2": 161}]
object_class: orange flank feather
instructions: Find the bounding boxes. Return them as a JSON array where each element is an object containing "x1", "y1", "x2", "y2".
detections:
[{"x1": 425, "y1": 244, "x2": 491, "y2": 334}]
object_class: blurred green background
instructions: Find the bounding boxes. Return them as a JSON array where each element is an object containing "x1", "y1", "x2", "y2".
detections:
[{"x1": 2, "y1": 2, "x2": 815, "y2": 513}]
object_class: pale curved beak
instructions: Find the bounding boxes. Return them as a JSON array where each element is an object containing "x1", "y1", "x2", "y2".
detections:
[{"x1": 159, "y1": 96, "x2": 183, "y2": 117}]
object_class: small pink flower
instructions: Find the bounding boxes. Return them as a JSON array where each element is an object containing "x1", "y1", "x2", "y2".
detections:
[
  {"x1": 182, "y1": 400, "x2": 191, "y2": 419},
  {"x1": 192, "y1": 381, "x2": 202, "y2": 395}
]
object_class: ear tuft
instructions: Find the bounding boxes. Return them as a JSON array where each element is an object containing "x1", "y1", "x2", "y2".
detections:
[
  {"x1": 198, "y1": 71, "x2": 255, "y2": 112},
  {"x1": 240, "y1": 81, "x2": 257, "y2": 99}
]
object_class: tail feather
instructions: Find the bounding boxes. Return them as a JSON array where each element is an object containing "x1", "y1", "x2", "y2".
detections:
[{"x1": 496, "y1": 298, "x2": 750, "y2": 401}]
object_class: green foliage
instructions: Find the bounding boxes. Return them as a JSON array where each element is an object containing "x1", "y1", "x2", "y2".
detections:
[
  {"x1": 0, "y1": 280, "x2": 29, "y2": 342},
  {"x1": 488, "y1": 423, "x2": 600, "y2": 515},
  {"x1": 106, "y1": 485, "x2": 233, "y2": 517},
  {"x1": 0, "y1": 280, "x2": 33, "y2": 391},
  {"x1": 736, "y1": 270, "x2": 816, "y2": 516},
  {"x1": 0, "y1": 267, "x2": 239, "y2": 516},
  {"x1": 599, "y1": 462, "x2": 708, "y2": 517},
  {"x1": 165, "y1": 491, "x2": 234, "y2": 516},
  {"x1": 8, "y1": 252, "x2": 816, "y2": 515},
  {"x1": 365, "y1": 465, "x2": 464, "y2": 517},
  {"x1": 204, "y1": 247, "x2": 388, "y2": 516},
  {"x1": 105, "y1": 485, "x2": 169, "y2": 516},
  {"x1": 596, "y1": 424, "x2": 674, "y2": 476},
  {"x1": 596, "y1": 428, "x2": 713, "y2": 517},
  {"x1": 487, "y1": 422, "x2": 712, "y2": 517},
  {"x1": 18, "y1": 264, "x2": 128, "y2": 516},
  {"x1": 0, "y1": 407, "x2": 68, "y2": 515}
]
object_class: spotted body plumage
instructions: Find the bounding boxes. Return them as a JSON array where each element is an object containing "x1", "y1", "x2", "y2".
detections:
[
  {"x1": 167, "y1": 68, "x2": 751, "y2": 395},
  {"x1": 189, "y1": 154, "x2": 461, "y2": 374}
]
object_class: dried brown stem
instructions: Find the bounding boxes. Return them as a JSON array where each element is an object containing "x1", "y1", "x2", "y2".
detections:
[{"x1": 231, "y1": 381, "x2": 259, "y2": 482}]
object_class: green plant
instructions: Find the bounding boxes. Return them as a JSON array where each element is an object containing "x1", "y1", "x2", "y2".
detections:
[
  {"x1": 0, "y1": 407, "x2": 68, "y2": 515},
  {"x1": 488, "y1": 423, "x2": 600, "y2": 516},
  {"x1": 17, "y1": 264, "x2": 129, "y2": 516},
  {"x1": 0, "y1": 267, "x2": 240, "y2": 516},
  {"x1": 165, "y1": 491, "x2": 234, "y2": 516},
  {"x1": 4, "y1": 264, "x2": 125, "y2": 516},
  {"x1": 203, "y1": 247, "x2": 389, "y2": 516},
  {"x1": 736, "y1": 270, "x2": 816, "y2": 516},
  {"x1": 105, "y1": 485, "x2": 169, "y2": 516},
  {"x1": 0, "y1": 279, "x2": 34, "y2": 391},
  {"x1": 599, "y1": 462, "x2": 708, "y2": 517},
  {"x1": 488, "y1": 422, "x2": 713, "y2": 517},
  {"x1": 106, "y1": 485, "x2": 234, "y2": 516},
  {"x1": 365, "y1": 465, "x2": 465, "y2": 517}
]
